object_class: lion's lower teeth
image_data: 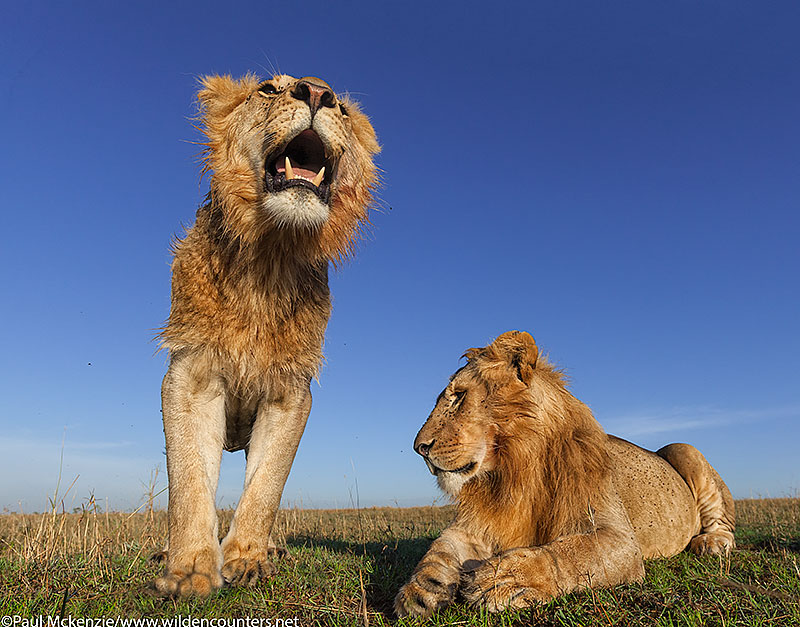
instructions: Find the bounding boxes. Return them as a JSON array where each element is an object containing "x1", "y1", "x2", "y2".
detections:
[{"x1": 282, "y1": 158, "x2": 323, "y2": 187}]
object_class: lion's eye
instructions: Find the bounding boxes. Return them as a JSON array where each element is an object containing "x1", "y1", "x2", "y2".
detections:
[
  {"x1": 258, "y1": 82, "x2": 278, "y2": 96},
  {"x1": 452, "y1": 390, "x2": 467, "y2": 406}
]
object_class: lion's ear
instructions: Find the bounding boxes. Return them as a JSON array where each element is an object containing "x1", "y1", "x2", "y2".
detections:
[
  {"x1": 197, "y1": 74, "x2": 257, "y2": 121},
  {"x1": 492, "y1": 331, "x2": 538, "y2": 385}
]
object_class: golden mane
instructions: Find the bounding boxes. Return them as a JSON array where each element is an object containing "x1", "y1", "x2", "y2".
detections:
[
  {"x1": 459, "y1": 333, "x2": 610, "y2": 548},
  {"x1": 196, "y1": 74, "x2": 380, "y2": 264},
  {"x1": 159, "y1": 74, "x2": 381, "y2": 391}
]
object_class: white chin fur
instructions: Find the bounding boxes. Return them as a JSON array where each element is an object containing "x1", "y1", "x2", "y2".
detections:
[
  {"x1": 435, "y1": 444, "x2": 486, "y2": 497},
  {"x1": 263, "y1": 189, "x2": 329, "y2": 229},
  {"x1": 436, "y1": 471, "x2": 471, "y2": 497}
]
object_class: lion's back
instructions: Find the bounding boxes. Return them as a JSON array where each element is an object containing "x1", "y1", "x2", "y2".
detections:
[{"x1": 608, "y1": 435, "x2": 700, "y2": 558}]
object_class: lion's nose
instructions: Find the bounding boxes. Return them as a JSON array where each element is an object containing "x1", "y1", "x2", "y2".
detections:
[
  {"x1": 415, "y1": 439, "x2": 435, "y2": 457},
  {"x1": 291, "y1": 77, "x2": 336, "y2": 117}
]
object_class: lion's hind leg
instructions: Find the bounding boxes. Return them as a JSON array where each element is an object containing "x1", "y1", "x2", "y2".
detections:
[{"x1": 657, "y1": 443, "x2": 735, "y2": 556}]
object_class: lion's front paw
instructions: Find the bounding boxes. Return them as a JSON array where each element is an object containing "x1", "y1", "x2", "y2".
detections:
[
  {"x1": 154, "y1": 550, "x2": 224, "y2": 597},
  {"x1": 394, "y1": 573, "x2": 457, "y2": 619},
  {"x1": 461, "y1": 558, "x2": 549, "y2": 613},
  {"x1": 690, "y1": 532, "x2": 735, "y2": 556},
  {"x1": 221, "y1": 543, "x2": 288, "y2": 587},
  {"x1": 155, "y1": 570, "x2": 223, "y2": 597}
]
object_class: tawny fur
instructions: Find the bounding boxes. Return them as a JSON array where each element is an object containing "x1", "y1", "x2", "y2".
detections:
[
  {"x1": 155, "y1": 73, "x2": 379, "y2": 597},
  {"x1": 161, "y1": 74, "x2": 379, "y2": 391},
  {"x1": 395, "y1": 331, "x2": 735, "y2": 617}
]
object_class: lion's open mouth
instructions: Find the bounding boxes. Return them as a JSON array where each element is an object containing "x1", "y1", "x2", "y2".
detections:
[
  {"x1": 424, "y1": 459, "x2": 477, "y2": 476},
  {"x1": 265, "y1": 129, "x2": 334, "y2": 203}
]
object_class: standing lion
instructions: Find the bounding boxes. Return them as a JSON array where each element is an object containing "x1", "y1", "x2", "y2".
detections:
[
  {"x1": 396, "y1": 331, "x2": 735, "y2": 617},
  {"x1": 156, "y1": 74, "x2": 379, "y2": 596}
]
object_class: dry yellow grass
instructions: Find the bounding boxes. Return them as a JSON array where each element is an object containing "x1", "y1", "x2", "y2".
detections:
[
  {"x1": 6, "y1": 498, "x2": 794, "y2": 567},
  {"x1": 0, "y1": 504, "x2": 456, "y2": 566},
  {"x1": 1, "y1": 497, "x2": 797, "y2": 624}
]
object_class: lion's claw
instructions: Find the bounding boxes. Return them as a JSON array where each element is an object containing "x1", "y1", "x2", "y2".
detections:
[
  {"x1": 154, "y1": 545, "x2": 223, "y2": 597},
  {"x1": 221, "y1": 557, "x2": 277, "y2": 586},
  {"x1": 689, "y1": 532, "x2": 734, "y2": 556},
  {"x1": 221, "y1": 544, "x2": 288, "y2": 587},
  {"x1": 461, "y1": 561, "x2": 547, "y2": 613},
  {"x1": 154, "y1": 569, "x2": 223, "y2": 597},
  {"x1": 268, "y1": 545, "x2": 293, "y2": 561},
  {"x1": 394, "y1": 577, "x2": 456, "y2": 619}
]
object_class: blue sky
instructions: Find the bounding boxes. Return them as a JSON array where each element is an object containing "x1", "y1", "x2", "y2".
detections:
[{"x1": 1, "y1": 2, "x2": 798, "y2": 512}]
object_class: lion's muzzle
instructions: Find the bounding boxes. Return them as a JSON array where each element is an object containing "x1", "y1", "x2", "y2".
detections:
[
  {"x1": 265, "y1": 129, "x2": 334, "y2": 203},
  {"x1": 291, "y1": 77, "x2": 336, "y2": 117}
]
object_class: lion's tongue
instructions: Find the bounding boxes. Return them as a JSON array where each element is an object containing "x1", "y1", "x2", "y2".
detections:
[
  {"x1": 276, "y1": 158, "x2": 320, "y2": 181},
  {"x1": 294, "y1": 166, "x2": 320, "y2": 179}
]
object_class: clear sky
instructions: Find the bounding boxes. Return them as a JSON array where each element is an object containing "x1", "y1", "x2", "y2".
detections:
[{"x1": 1, "y1": 2, "x2": 798, "y2": 512}]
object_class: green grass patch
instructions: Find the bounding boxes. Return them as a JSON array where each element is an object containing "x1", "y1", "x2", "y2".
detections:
[{"x1": 1, "y1": 500, "x2": 798, "y2": 625}]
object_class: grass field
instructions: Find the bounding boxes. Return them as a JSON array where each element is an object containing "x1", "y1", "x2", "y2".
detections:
[{"x1": 1, "y1": 497, "x2": 798, "y2": 625}]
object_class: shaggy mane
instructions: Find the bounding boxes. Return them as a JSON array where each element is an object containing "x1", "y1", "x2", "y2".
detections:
[
  {"x1": 195, "y1": 74, "x2": 380, "y2": 266},
  {"x1": 159, "y1": 73, "x2": 380, "y2": 391},
  {"x1": 458, "y1": 345, "x2": 611, "y2": 550}
]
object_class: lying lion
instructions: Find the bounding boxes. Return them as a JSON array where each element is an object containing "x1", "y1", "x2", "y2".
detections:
[
  {"x1": 156, "y1": 74, "x2": 379, "y2": 596},
  {"x1": 396, "y1": 331, "x2": 735, "y2": 617}
]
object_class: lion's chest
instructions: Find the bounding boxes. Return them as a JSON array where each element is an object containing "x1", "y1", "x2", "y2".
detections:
[{"x1": 165, "y1": 235, "x2": 332, "y2": 384}]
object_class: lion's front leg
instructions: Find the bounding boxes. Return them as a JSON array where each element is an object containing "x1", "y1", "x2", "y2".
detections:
[
  {"x1": 220, "y1": 382, "x2": 311, "y2": 587},
  {"x1": 155, "y1": 351, "x2": 227, "y2": 597},
  {"x1": 461, "y1": 524, "x2": 644, "y2": 613},
  {"x1": 394, "y1": 526, "x2": 492, "y2": 619}
]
